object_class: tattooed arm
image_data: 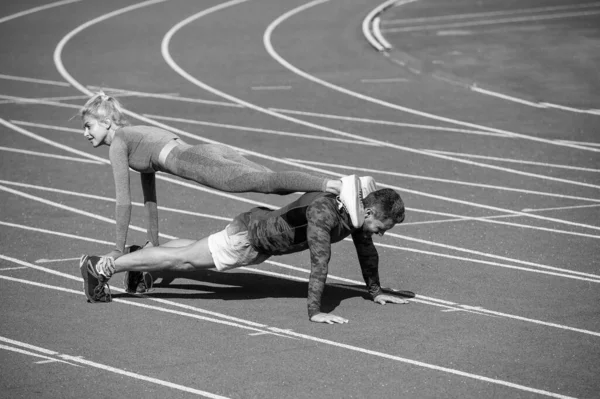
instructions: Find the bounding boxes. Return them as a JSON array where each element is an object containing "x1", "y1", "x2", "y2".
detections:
[
  {"x1": 351, "y1": 230, "x2": 383, "y2": 299},
  {"x1": 306, "y1": 196, "x2": 348, "y2": 324}
]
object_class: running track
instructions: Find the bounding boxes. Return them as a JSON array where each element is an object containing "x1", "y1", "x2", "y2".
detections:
[{"x1": 0, "y1": 0, "x2": 598, "y2": 398}]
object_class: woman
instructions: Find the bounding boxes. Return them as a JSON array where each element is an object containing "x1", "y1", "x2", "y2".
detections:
[{"x1": 80, "y1": 92, "x2": 363, "y2": 259}]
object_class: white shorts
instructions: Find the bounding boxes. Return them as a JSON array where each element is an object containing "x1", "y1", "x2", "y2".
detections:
[{"x1": 207, "y1": 224, "x2": 271, "y2": 271}]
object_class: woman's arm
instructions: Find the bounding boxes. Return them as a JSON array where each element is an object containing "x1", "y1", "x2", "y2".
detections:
[
  {"x1": 140, "y1": 172, "x2": 159, "y2": 247},
  {"x1": 108, "y1": 136, "x2": 132, "y2": 258}
]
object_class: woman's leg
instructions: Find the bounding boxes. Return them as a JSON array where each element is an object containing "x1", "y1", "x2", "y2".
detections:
[{"x1": 165, "y1": 144, "x2": 337, "y2": 195}]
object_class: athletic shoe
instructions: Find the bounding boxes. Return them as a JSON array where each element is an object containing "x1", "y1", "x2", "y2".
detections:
[
  {"x1": 79, "y1": 255, "x2": 112, "y2": 303},
  {"x1": 359, "y1": 176, "x2": 378, "y2": 199},
  {"x1": 123, "y1": 244, "x2": 153, "y2": 294},
  {"x1": 339, "y1": 174, "x2": 364, "y2": 228}
]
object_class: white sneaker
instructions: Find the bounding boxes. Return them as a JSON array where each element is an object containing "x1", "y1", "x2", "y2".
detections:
[
  {"x1": 339, "y1": 175, "x2": 364, "y2": 228},
  {"x1": 359, "y1": 176, "x2": 377, "y2": 198}
]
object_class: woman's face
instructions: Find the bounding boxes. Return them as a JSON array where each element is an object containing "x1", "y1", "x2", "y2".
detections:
[{"x1": 82, "y1": 115, "x2": 110, "y2": 147}]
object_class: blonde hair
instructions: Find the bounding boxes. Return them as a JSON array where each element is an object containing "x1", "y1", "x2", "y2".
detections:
[{"x1": 79, "y1": 92, "x2": 129, "y2": 127}]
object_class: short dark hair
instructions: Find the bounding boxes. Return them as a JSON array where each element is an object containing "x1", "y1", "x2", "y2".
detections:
[{"x1": 363, "y1": 188, "x2": 405, "y2": 224}]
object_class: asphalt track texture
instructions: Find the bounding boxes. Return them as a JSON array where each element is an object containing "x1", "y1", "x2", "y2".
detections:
[{"x1": 0, "y1": 0, "x2": 599, "y2": 398}]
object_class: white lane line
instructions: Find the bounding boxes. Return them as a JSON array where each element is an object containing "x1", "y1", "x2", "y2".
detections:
[
  {"x1": 557, "y1": 140, "x2": 600, "y2": 148},
  {"x1": 0, "y1": 270, "x2": 580, "y2": 398},
  {"x1": 3, "y1": 220, "x2": 600, "y2": 339},
  {"x1": 7, "y1": 184, "x2": 596, "y2": 281},
  {"x1": 35, "y1": 257, "x2": 82, "y2": 263},
  {"x1": 87, "y1": 85, "x2": 242, "y2": 107},
  {"x1": 424, "y1": 149, "x2": 600, "y2": 173},
  {"x1": 382, "y1": 2, "x2": 600, "y2": 25},
  {"x1": 0, "y1": 179, "x2": 233, "y2": 222},
  {"x1": 0, "y1": 146, "x2": 103, "y2": 164},
  {"x1": 0, "y1": 119, "x2": 596, "y2": 278},
  {"x1": 265, "y1": 2, "x2": 600, "y2": 153},
  {"x1": 0, "y1": 336, "x2": 230, "y2": 398},
  {"x1": 288, "y1": 158, "x2": 600, "y2": 203},
  {"x1": 0, "y1": 220, "x2": 113, "y2": 245},
  {"x1": 144, "y1": 113, "x2": 380, "y2": 146},
  {"x1": 270, "y1": 107, "x2": 511, "y2": 137},
  {"x1": 0, "y1": 119, "x2": 276, "y2": 209},
  {"x1": 522, "y1": 203, "x2": 600, "y2": 212},
  {"x1": 159, "y1": 5, "x2": 600, "y2": 233},
  {"x1": 251, "y1": 85, "x2": 292, "y2": 90},
  {"x1": 0, "y1": 344, "x2": 80, "y2": 367},
  {"x1": 266, "y1": 325, "x2": 578, "y2": 399},
  {"x1": 360, "y1": 77, "x2": 409, "y2": 83},
  {"x1": 383, "y1": 232, "x2": 600, "y2": 280},
  {"x1": 0, "y1": 257, "x2": 282, "y2": 334},
  {"x1": 372, "y1": 17, "x2": 392, "y2": 50},
  {"x1": 0, "y1": 95, "x2": 81, "y2": 109},
  {"x1": 11, "y1": 120, "x2": 82, "y2": 134},
  {"x1": 0, "y1": 94, "x2": 90, "y2": 105},
  {"x1": 0, "y1": 0, "x2": 82, "y2": 24},
  {"x1": 0, "y1": 267, "x2": 28, "y2": 271},
  {"x1": 0, "y1": 183, "x2": 177, "y2": 241},
  {"x1": 0, "y1": 73, "x2": 71, "y2": 87},
  {"x1": 381, "y1": 9, "x2": 600, "y2": 33}
]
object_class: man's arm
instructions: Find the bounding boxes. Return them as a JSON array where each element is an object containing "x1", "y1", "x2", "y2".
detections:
[
  {"x1": 351, "y1": 230, "x2": 383, "y2": 299},
  {"x1": 352, "y1": 231, "x2": 409, "y2": 305},
  {"x1": 306, "y1": 197, "x2": 348, "y2": 324},
  {"x1": 140, "y1": 173, "x2": 159, "y2": 247}
]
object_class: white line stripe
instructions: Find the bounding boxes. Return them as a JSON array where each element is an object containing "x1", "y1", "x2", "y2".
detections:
[
  {"x1": 0, "y1": 220, "x2": 113, "y2": 245},
  {"x1": 360, "y1": 78, "x2": 409, "y2": 83},
  {"x1": 251, "y1": 85, "x2": 292, "y2": 90},
  {"x1": 4, "y1": 180, "x2": 596, "y2": 281},
  {"x1": 470, "y1": 86, "x2": 545, "y2": 107},
  {"x1": 87, "y1": 85, "x2": 242, "y2": 107},
  {"x1": 0, "y1": 260, "x2": 276, "y2": 333},
  {"x1": 159, "y1": 3, "x2": 600, "y2": 234},
  {"x1": 0, "y1": 146, "x2": 103, "y2": 164},
  {"x1": 0, "y1": 267, "x2": 28, "y2": 271},
  {"x1": 382, "y1": 10, "x2": 600, "y2": 33},
  {"x1": 0, "y1": 0, "x2": 82, "y2": 24},
  {"x1": 382, "y1": 2, "x2": 600, "y2": 25},
  {"x1": 0, "y1": 119, "x2": 276, "y2": 209},
  {"x1": 0, "y1": 337, "x2": 229, "y2": 398},
  {"x1": 0, "y1": 344, "x2": 80, "y2": 367},
  {"x1": 372, "y1": 17, "x2": 392, "y2": 49},
  {"x1": 265, "y1": 2, "x2": 600, "y2": 154},
  {"x1": 384, "y1": 233, "x2": 600, "y2": 279},
  {"x1": 0, "y1": 73, "x2": 71, "y2": 87},
  {"x1": 424, "y1": 149, "x2": 600, "y2": 172},
  {"x1": 264, "y1": 327, "x2": 577, "y2": 399},
  {"x1": 287, "y1": 158, "x2": 600, "y2": 203},
  {"x1": 35, "y1": 257, "x2": 82, "y2": 263},
  {"x1": 523, "y1": 203, "x2": 600, "y2": 212},
  {"x1": 270, "y1": 107, "x2": 510, "y2": 137},
  {"x1": 0, "y1": 275, "x2": 569, "y2": 398},
  {"x1": 0, "y1": 184, "x2": 178, "y2": 240},
  {"x1": 143, "y1": 113, "x2": 380, "y2": 146},
  {"x1": 0, "y1": 179, "x2": 234, "y2": 222},
  {"x1": 0, "y1": 272, "x2": 585, "y2": 398},
  {"x1": 11, "y1": 120, "x2": 82, "y2": 134},
  {"x1": 0, "y1": 95, "x2": 81, "y2": 109},
  {"x1": 0, "y1": 200, "x2": 600, "y2": 336}
]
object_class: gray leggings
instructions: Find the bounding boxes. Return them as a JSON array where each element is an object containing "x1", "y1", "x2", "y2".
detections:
[{"x1": 164, "y1": 143, "x2": 327, "y2": 194}]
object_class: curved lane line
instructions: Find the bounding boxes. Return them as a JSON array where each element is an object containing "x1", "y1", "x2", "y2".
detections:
[
  {"x1": 269, "y1": 0, "x2": 600, "y2": 151},
  {"x1": 160, "y1": 2, "x2": 600, "y2": 233},
  {"x1": 0, "y1": 0, "x2": 82, "y2": 24}
]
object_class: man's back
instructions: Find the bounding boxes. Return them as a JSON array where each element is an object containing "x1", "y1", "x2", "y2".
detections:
[{"x1": 231, "y1": 192, "x2": 353, "y2": 255}]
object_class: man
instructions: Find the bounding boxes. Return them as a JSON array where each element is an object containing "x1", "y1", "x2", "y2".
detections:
[{"x1": 80, "y1": 176, "x2": 408, "y2": 324}]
